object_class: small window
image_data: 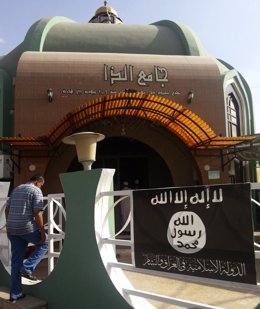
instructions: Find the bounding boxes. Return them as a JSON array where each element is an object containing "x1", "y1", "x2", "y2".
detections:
[{"x1": 226, "y1": 94, "x2": 240, "y2": 137}]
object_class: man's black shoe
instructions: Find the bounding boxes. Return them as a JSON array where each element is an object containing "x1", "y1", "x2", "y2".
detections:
[
  {"x1": 20, "y1": 271, "x2": 38, "y2": 281},
  {"x1": 9, "y1": 293, "x2": 26, "y2": 302}
]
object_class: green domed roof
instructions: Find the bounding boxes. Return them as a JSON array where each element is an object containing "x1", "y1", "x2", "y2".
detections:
[
  {"x1": 23, "y1": 16, "x2": 74, "y2": 51},
  {"x1": 21, "y1": 17, "x2": 209, "y2": 56}
]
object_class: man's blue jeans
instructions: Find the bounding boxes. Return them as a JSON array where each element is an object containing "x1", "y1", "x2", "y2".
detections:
[{"x1": 8, "y1": 230, "x2": 48, "y2": 300}]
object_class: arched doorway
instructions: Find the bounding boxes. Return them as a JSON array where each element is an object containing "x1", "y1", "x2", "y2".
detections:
[
  {"x1": 67, "y1": 136, "x2": 173, "y2": 232},
  {"x1": 67, "y1": 136, "x2": 173, "y2": 190}
]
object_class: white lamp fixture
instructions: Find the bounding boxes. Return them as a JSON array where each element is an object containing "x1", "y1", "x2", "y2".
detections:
[
  {"x1": 203, "y1": 164, "x2": 210, "y2": 171},
  {"x1": 186, "y1": 91, "x2": 194, "y2": 104},
  {"x1": 28, "y1": 164, "x2": 36, "y2": 172},
  {"x1": 47, "y1": 88, "x2": 54, "y2": 102},
  {"x1": 62, "y1": 132, "x2": 105, "y2": 171}
]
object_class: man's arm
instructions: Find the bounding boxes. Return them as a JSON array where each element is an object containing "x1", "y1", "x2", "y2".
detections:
[
  {"x1": 4, "y1": 199, "x2": 10, "y2": 220},
  {"x1": 34, "y1": 210, "x2": 46, "y2": 244},
  {"x1": 4, "y1": 206, "x2": 9, "y2": 219}
]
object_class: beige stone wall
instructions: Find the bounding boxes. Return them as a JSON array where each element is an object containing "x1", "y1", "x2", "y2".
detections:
[{"x1": 14, "y1": 52, "x2": 226, "y2": 138}]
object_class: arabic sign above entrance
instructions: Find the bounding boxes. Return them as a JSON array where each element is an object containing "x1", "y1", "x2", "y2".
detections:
[
  {"x1": 104, "y1": 64, "x2": 169, "y2": 87},
  {"x1": 60, "y1": 63, "x2": 181, "y2": 98},
  {"x1": 60, "y1": 88, "x2": 181, "y2": 98}
]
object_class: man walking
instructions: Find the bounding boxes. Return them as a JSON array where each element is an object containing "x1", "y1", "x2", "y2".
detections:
[{"x1": 5, "y1": 174, "x2": 48, "y2": 302}]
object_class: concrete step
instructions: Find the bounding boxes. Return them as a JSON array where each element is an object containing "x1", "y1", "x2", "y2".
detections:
[{"x1": 0, "y1": 287, "x2": 47, "y2": 309}]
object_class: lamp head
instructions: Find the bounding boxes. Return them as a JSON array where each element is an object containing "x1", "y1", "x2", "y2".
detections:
[{"x1": 62, "y1": 132, "x2": 105, "y2": 170}]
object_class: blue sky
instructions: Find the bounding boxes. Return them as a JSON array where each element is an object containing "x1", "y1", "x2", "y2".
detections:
[{"x1": 1, "y1": 0, "x2": 260, "y2": 132}]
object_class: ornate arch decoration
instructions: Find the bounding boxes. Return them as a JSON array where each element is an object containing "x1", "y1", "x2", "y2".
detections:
[{"x1": 0, "y1": 93, "x2": 255, "y2": 150}]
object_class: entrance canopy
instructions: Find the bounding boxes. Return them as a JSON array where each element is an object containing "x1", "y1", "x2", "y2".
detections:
[{"x1": 0, "y1": 93, "x2": 256, "y2": 150}]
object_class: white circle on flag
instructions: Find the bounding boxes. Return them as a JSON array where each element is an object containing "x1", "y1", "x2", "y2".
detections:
[{"x1": 167, "y1": 211, "x2": 206, "y2": 254}]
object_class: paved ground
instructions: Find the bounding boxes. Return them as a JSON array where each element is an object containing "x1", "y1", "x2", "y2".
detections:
[
  {"x1": 117, "y1": 247, "x2": 260, "y2": 309},
  {"x1": 124, "y1": 270, "x2": 260, "y2": 309},
  {"x1": 32, "y1": 246, "x2": 260, "y2": 309}
]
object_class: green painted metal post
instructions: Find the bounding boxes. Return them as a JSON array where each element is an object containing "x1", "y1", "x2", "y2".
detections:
[{"x1": 0, "y1": 169, "x2": 134, "y2": 308}]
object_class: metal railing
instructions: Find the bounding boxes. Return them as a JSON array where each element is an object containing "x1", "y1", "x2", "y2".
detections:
[
  {"x1": 252, "y1": 198, "x2": 260, "y2": 259},
  {"x1": 0, "y1": 195, "x2": 66, "y2": 274},
  {"x1": 44, "y1": 194, "x2": 66, "y2": 274},
  {"x1": 0, "y1": 197, "x2": 11, "y2": 271},
  {"x1": 1, "y1": 186, "x2": 260, "y2": 309},
  {"x1": 97, "y1": 189, "x2": 225, "y2": 309}
]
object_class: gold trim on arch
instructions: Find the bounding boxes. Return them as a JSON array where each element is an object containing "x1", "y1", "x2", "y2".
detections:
[{"x1": 0, "y1": 93, "x2": 256, "y2": 150}]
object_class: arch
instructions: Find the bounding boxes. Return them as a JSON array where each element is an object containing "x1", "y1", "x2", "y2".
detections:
[
  {"x1": 48, "y1": 93, "x2": 217, "y2": 147},
  {"x1": 0, "y1": 93, "x2": 255, "y2": 150}
]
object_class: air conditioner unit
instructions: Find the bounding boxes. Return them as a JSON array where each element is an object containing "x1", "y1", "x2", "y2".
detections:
[{"x1": 0, "y1": 155, "x2": 13, "y2": 179}]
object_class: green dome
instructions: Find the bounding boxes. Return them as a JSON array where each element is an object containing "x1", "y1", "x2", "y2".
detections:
[{"x1": 21, "y1": 17, "x2": 209, "y2": 56}]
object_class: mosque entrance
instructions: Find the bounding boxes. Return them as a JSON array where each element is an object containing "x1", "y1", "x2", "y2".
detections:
[
  {"x1": 67, "y1": 136, "x2": 173, "y2": 232},
  {"x1": 67, "y1": 136, "x2": 173, "y2": 190}
]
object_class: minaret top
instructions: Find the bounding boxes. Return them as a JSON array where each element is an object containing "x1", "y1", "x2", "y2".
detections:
[{"x1": 89, "y1": 2, "x2": 123, "y2": 24}]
